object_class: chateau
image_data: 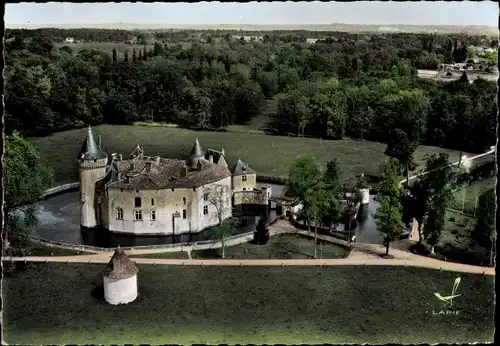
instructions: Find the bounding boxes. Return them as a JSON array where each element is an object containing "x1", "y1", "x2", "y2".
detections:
[{"x1": 77, "y1": 127, "x2": 271, "y2": 236}]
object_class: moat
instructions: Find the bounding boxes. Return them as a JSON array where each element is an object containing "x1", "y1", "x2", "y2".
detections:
[{"x1": 31, "y1": 183, "x2": 383, "y2": 248}]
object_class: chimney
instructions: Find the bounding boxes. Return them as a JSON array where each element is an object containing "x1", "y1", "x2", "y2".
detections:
[
  {"x1": 184, "y1": 166, "x2": 189, "y2": 177},
  {"x1": 111, "y1": 153, "x2": 117, "y2": 161},
  {"x1": 119, "y1": 154, "x2": 123, "y2": 161},
  {"x1": 208, "y1": 155, "x2": 213, "y2": 163},
  {"x1": 155, "y1": 156, "x2": 160, "y2": 164},
  {"x1": 221, "y1": 148, "x2": 225, "y2": 156}
]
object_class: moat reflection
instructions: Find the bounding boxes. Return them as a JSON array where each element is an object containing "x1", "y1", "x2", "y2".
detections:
[{"x1": 31, "y1": 183, "x2": 383, "y2": 248}]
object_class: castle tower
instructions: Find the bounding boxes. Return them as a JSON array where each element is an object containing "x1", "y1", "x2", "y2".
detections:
[
  {"x1": 77, "y1": 126, "x2": 108, "y2": 228},
  {"x1": 189, "y1": 138, "x2": 205, "y2": 170}
]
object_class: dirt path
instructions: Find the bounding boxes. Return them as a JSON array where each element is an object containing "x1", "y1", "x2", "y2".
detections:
[{"x1": 3, "y1": 250, "x2": 495, "y2": 275}]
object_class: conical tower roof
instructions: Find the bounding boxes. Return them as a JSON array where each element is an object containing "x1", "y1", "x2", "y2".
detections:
[
  {"x1": 77, "y1": 126, "x2": 107, "y2": 160},
  {"x1": 189, "y1": 138, "x2": 204, "y2": 159},
  {"x1": 102, "y1": 249, "x2": 139, "y2": 279}
]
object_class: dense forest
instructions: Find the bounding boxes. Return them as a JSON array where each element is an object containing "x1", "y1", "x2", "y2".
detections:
[{"x1": 5, "y1": 28, "x2": 498, "y2": 154}]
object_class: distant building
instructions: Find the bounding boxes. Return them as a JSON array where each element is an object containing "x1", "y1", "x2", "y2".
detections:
[
  {"x1": 77, "y1": 127, "x2": 269, "y2": 236},
  {"x1": 64, "y1": 37, "x2": 75, "y2": 44}
]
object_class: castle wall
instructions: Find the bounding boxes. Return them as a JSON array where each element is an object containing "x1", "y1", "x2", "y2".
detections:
[
  {"x1": 232, "y1": 173, "x2": 257, "y2": 193},
  {"x1": 79, "y1": 158, "x2": 108, "y2": 228},
  {"x1": 106, "y1": 176, "x2": 232, "y2": 235}
]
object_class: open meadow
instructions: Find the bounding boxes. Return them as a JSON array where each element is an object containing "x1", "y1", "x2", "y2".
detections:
[
  {"x1": 30, "y1": 125, "x2": 467, "y2": 186},
  {"x1": 2, "y1": 263, "x2": 494, "y2": 345},
  {"x1": 450, "y1": 177, "x2": 496, "y2": 215}
]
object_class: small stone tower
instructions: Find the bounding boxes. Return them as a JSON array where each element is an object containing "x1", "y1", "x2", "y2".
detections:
[
  {"x1": 77, "y1": 126, "x2": 108, "y2": 228},
  {"x1": 102, "y1": 249, "x2": 139, "y2": 305},
  {"x1": 189, "y1": 138, "x2": 205, "y2": 170}
]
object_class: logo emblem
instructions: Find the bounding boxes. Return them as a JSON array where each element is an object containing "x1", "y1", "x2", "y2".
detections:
[{"x1": 433, "y1": 276, "x2": 461, "y2": 308}]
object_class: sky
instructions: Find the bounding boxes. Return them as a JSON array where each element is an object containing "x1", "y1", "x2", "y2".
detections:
[{"x1": 4, "y1": 1, "x2": 499, "y2": 26}]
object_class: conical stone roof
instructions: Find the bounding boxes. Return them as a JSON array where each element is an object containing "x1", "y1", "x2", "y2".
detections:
[
  {"x1": 102, "y1": 249, "x2": 139, "y2": 279},
  {"x1": 189, "y1": 138, "x2": 204, "y2": 159},
  {"x1": 77, "y1": 126, "x2": 107, "y2": 161}
]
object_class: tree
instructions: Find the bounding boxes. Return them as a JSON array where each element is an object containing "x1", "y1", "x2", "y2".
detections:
[
  {"x1": 132, "y1": 48, "x2": 137, "y2": 62},
  {"x1": 385, "y1": 128, "x2": 418, "y2": 186},
  {"x1": 375, "y1": 158, "x2": 404, "y2": 256},
  {"x1": 303, "y1": 184, "x2": 326, "y2": 258},
  {"x1": 473, "y1": 188, "x2": 495, "y2": 265},
  {"x1": 124, "y1": 50, "x2": 129, "y2": 62},
  {"x1": 286, "y1": 154, "x2": 322, "y2": 203},
  {"x1": 206, "y1": 184, "x2": 235, "y2": 259},
  {"x1": 253, "y1": 217, "x2": 270, "y2": 245},
  {"x1": 320, "y1": 159, "x2": 343, "y2": 231},
  {"x1": 411, "y1": 153, "x2": 453, "y2": 244},
  {"x1": 3, "y1": 132, "x2": 53, "y2": 250},
  {"x1": 112, "y1": 48, "x2": 117, "y2": 62},
  {"x1": 423, "y1": 194, "x2": 447, "y2": 255}
]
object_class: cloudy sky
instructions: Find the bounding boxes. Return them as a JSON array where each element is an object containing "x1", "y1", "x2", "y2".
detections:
[{"x1": 5, "y1": 1, "x2": 498, "y2": 26}]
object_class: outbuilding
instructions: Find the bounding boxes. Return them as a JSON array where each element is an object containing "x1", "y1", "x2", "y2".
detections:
[{"x1": 102, "y1": 249, "x2": 139, "y2": 305}]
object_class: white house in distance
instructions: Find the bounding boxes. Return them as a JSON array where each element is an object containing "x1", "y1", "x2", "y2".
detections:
[{"x1": 77, "y1": 127, "x2": 269, "y2": 236}]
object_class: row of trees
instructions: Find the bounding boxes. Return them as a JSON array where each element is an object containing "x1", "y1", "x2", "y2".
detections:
[
  {"x1": 5, "y1": 30, "x2": 497, "y2": 156},
  {"x1": 273, "y1": 73, "x2": 496, "y2": 154}
]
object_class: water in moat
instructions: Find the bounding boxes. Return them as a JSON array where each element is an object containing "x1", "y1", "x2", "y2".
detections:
[{"x1": 30, "y1": 183, "x2": 383, "y2": 248}]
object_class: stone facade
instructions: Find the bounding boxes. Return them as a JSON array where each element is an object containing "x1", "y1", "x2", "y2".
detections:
[{"x1": 78, "y1": 128, "x2": 265, "y2": 236}]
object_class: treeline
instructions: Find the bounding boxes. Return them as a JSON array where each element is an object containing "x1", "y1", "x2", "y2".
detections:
[
  {"x1": 273, "y1": 72, "x2": 497, "y2": 153},
  {"x1": 4, "y1": 29, "x2": 497, "y2": 154}
]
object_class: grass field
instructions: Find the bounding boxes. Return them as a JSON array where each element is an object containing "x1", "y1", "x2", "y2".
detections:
[
  {"x1": 129, "y1": 234, "x2": 347, "y2": 259},
  {"x1": 192, "y1": 234, "x2": 348, "y2": 259},
  {"x1": 30, "y1": 125, "x2": 466, "y2": 186},
  {"x1": 129, "y1": 251, "x2": 190, "y2": 259},
  {"x1": 3, "y1": 263, "x2": 494, "y2": 344},
  {"x1": 450, "y1": 177, "x2": 496, "y2": 215},
  {"x1": 415, "y1": 210, "x2": 490, "y2": 266}
]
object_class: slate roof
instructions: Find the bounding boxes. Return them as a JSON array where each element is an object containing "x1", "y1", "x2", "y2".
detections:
[
  {"x1": 107, "y1": 156, "x2": 232, "y2": 190},
  {"x1": 77, "y1": 126, "x2": 107, "y2": 161},
  {"x1": 233, "y1": 159, "x2": 256, "y2": 176},
  {"x1": 205, "y1": 148, "x2": 226, "y2": 165},
  {"x1": 102, "y1": 249, "x2": 139, "y2": 279}
]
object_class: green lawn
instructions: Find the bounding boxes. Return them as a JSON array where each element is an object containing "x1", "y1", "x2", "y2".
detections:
[
  {"x1": 30, "y1": 125, "x2": 466, "y2": 185},
  {"x1": 450, "y1": 177, "x2": 496, "y2": 215},
  {"x1": 129, "y1": 251, "x2": 190, "y2": 259},
  {"x1": 3, "y1": 263, "x2": 494, "y2": 344},
  {"x1": 415, "y1": 211, "x2": 490, "y2": 266},
  {"x1": 192, "y1": 234, "x2": 348, "y2": 259}
]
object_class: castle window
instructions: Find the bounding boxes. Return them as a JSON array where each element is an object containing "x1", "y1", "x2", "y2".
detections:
[
  {"x1": 136, "y1": 189, "x2": 139, "y2": 193},
  {"x1": 121, "y1": 188, "x2": 123, "y2": 193},
  {"x1": 242, "y1": 175, "x2": 247, "y2": 182},
  {"x1": 183, "y1": 197, "x2": 186, "y2": 205},
  {"x1": 151, "y1": 198, "x2": 155, "y2": 206},
  {"x1": 243, "y1": 188, "x2": 246, "y2": 191},
  {"x1": 203, "y1": 205, "x2": 208, "y2": 215},
  {"x1": 203, "y1": 193, "x2": 209, "y2": 201},
  {"x1": 116, "y1": 208, "x2": 123, "y2": 220},
  {"x1": 182, "y1": 209, "x2": 187, "y2": 219},
  {"x1": 172, "y1": 188, "x2": 175, "y2": 191},
  {"x1": 134, "y1": 210, "x2": 143, "y2": 221},
  {"x1": 135, "y1": 197, "x2": 142, "y2": 208},
  {"x1": 151, "y1": 210, "x2": 156, "y2": 221}
]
